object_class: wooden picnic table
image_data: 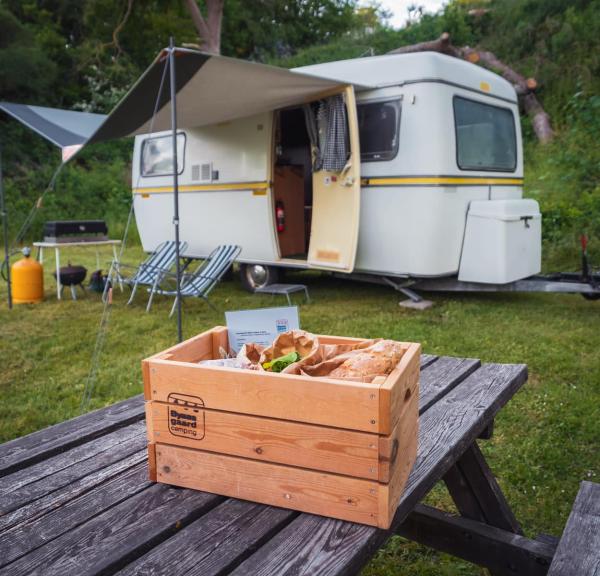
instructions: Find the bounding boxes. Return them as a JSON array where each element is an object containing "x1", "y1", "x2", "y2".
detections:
[{"x1": 0, "y1": 354, "x2": 558, "y2": 576}]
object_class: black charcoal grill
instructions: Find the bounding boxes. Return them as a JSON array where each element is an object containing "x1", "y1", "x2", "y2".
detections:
[
  {"x1": 43, "y1": 220, "x2": 108, "y2": 243},
  {"x1": 52, "y1": 263, "x2": 87, "y2": 300}
]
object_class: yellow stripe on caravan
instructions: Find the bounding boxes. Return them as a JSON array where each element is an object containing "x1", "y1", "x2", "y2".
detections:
[
  {"x1": 362, "y1": 176, "x2": 523, "y2": 186},
  {"x1": 134, "y1": 177, "x2": 523, "y2": 194},
  {"x1": 133, "y1": 181, "x2": 270, "y2": 194}
]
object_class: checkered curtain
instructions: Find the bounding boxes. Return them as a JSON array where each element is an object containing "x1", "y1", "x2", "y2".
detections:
[
  {"x1": 317, "y1": 95, "x2": 349, "y2": 172},
  {"x1": 304, "y1": 96, "x2": 349, "y2": 172}
]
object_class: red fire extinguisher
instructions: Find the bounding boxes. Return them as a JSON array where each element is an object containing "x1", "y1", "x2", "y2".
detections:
[{"x1": 275, "y1": 201, "x2": 285, "y2": 233}]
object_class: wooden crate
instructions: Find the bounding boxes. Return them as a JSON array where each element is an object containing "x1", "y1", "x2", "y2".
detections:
[{"x1": 143, "y1": 326, "x2": 420, "y2": 528}]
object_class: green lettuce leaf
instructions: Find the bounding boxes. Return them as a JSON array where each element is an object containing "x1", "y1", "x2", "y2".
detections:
[{"x1": 263, "y1": 351, "x2": 301, "y2": 372}]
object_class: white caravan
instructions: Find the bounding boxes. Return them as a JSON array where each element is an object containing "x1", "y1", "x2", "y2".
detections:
[{"x1": 130, "y1": 52, "x2": 541, "y2": 290}]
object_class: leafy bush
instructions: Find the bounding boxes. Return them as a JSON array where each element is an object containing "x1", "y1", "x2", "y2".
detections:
[
  {"x1": 525, "y1": 91, "x2": 600, "y2": 270},
  {"x1": 269, "y1": 5, "x2": 476, "y2": 68},
  {"x1": 3, "y1": 136, "x2": 134, "y2": 245},
  {"x1": 483, "y1": 0, "x2": 600, "y2": 122}
]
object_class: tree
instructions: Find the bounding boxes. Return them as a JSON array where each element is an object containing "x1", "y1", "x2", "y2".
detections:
[
  {"x1": 0, "y1": 7, "x2": 57, "y2": 102},
  {"x1": 185, "y1": 0, "x2": 365, "y2": 59},
  {"x1": 183, "y1": 0, "x2": 224, "y2": 54}
]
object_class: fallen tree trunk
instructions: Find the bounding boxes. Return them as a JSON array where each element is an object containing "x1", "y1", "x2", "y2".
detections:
[
  {"x1": 388, "y1": 33, "x2": 554, "y2": 143},
  {"x1": 388, "y1": 31, "x2": 457, "y2": 56}
]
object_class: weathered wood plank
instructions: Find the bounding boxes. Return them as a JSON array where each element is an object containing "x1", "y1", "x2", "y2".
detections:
[
  {"x1": 0, "y1": 459, "x2": 150, "y2": 567},
  {"x1": 0, "y1": 422, "x2": 145, "y2": 515},
  {"x1": 0, "y1": 449, "x2": 146, "y2": 534},
  {"x1": 397, "y1": 504, "x2": 555, "y2": 576},
  {"x1": 547, "y1": 481, "x2": 600, "y2": 576},
  {"x1": 0, "y1": 485, "x2": 223, "y2": 576},
  {"x1": 478, "y1": 419, "x2": 495, "y2": 439},
  {"x1": 230, "y1": 363, "x2": 527, "y2": 576},
  {"x1": 420, "y1": 354, "x2": 438, "y2": 369},
  {"x1": 117, "y1": 499, "x2": 296, "y2": 576},
  {"x1": 229, "y1": 512, "x2": 378, "y2": 576},
  {"x1": 0, "y1": 394, "x2": 145, "y2": 477},
  {"x1": 535, "y1": 533, "x2": 560, "y2": 548},
  {"x1": 419, "y1": 356, "x2": 481, "y2": 412}
]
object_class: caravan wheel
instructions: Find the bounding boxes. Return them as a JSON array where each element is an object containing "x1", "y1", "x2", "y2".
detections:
[
  {"x1": 582, "y1": 292, "x2": 600, "y2": 301},
  {"x1": 240, "y1": 264, "x2": 279, "y2": 292}
]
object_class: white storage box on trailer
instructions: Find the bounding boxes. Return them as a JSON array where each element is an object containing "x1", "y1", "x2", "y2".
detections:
[{"x1": 459, "y1": 199, "x2": 541, "y2": 284}]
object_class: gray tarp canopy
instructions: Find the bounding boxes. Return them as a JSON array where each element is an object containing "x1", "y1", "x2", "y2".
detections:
[
  {"x1": 0, "y1": 102, "x2": 106, "y2": 157},
  {"x1": 87, "y1": 47, "x2": 371, "y2": 144}
]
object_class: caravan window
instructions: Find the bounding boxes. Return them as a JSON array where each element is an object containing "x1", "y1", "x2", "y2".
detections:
[
  {"x1": 454, "y1": 97, "x2": 516, "y2": 172},
  {"x1": 141, "y1": 134, "x2": 185, "y2": 177},
  {"x1": 357, "y1": 100, "x2": 401, "y2": 162}
]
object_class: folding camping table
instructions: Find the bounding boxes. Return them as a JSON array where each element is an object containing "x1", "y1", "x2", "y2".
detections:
[
  {"x1": 0, "y1": 355, "x2": 559, "y2": 575},
  {"x1": 33, "y1": 239, "x2": 121, "y2": 300}
]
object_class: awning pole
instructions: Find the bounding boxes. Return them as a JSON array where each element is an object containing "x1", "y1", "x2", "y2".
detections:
[
  {"x1": 0, "y1": 140, "x2": 12, "y2": 309},
  {"x1": 169, "y1": 37, "x2": 183, "y2": 342}
]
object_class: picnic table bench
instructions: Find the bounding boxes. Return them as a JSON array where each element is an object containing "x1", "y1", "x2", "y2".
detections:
[
  {"x1": 0, "y1": 354, "x2": 564, "y2": 575},
  {"x1": 547, "y1": 480, "x2": 600, "y2": 576}
]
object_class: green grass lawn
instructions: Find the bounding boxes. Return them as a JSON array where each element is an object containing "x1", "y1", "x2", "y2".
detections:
[{"x1": 1, "y1": 245, "x2": 599, "y2": 575}]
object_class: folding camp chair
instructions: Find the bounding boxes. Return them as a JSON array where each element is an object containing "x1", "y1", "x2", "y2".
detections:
[
  {"x1": 111, "y1": 240, "x2": 188, "y2": 311},
  {"x1": 148, "y1": 244, "x2": 241, "y2": 315}
]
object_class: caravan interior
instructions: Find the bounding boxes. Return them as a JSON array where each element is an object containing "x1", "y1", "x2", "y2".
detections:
[{"x1": 273, "y1": 106, "x2": 313, "y2": 259}]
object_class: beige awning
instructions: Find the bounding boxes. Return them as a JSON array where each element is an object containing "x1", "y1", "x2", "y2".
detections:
[{"x1": 88, "y1": 48, "x2": 370, "y2": 144}]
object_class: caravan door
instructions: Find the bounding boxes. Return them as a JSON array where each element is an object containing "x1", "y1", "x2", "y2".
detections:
[{"x1": 307, "y1": 86, "x2": 360, "y2": 272}]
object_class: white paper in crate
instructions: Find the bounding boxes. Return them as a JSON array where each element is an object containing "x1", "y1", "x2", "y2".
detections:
[{"x1": 225, "y1": 306, "x2": 300, "y2": 353}]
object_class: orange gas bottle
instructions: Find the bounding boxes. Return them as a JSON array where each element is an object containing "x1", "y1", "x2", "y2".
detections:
[{"x1": 11, "y1": 248, "x2": 44, "y2": 304}]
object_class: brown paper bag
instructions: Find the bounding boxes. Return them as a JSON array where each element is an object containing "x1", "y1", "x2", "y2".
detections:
[
  {"x1": 301, "y1": 340, "x2": 405, "y2": 382},
  {"x1": 236, "y1": 343, "x2": 265, "y2": 370},
  {"x1": 259, "y1": 330, "x2": 320, "y2": 373}
]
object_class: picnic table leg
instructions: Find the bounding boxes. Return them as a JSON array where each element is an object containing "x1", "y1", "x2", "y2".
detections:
[
  {"x1": 55, "y1": 247, "x2": 62, "y2": 300},
  {"x1": 397, "y1": 442, "x2": 547, "y2": 576},
  {"x1": 442, "y1": 442, "x2": 523, "y2": 576},
  {"x1": 112, "y1": 244, "x2": 123, "y2": 291},
  {"x1": 397, "y1": 504, "x2": 555, "y2": 576},
  {"x1": 478, "y1": 420, "x2": 495, "y2": 440},
  {"x1": 443, "y1": 442, "x2": 522, "y2": 535}
]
